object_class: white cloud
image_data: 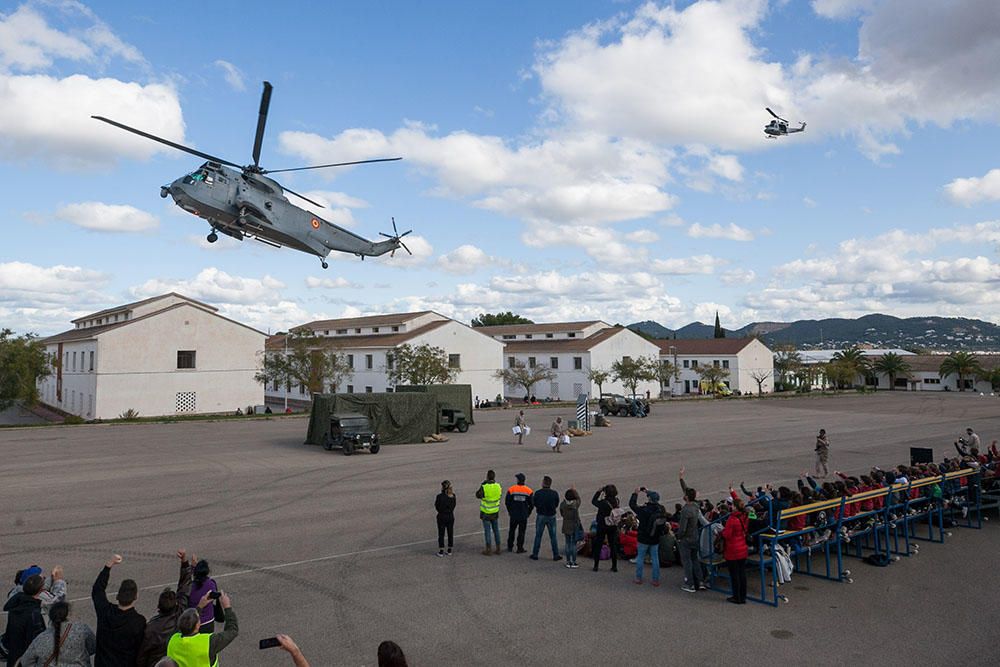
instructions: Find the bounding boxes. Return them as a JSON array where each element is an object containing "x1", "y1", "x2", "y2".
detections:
[
  {"x1": 436, "y1": 245, "x2": 507, "y2": 275},
  {"x1": 650, "y1": 254, "x2": 727, "y2": 275},
  {"x1": 706, "y1": 153, "x2": 744, "y2": 182},
  {"x1": 304, "y1": 276, "x2": 359, "y2": 289},
  {"x1": 0, "y1": 261, "x2": 110, "y2": 306},
  {"x1": 945, "y1": 169, "x2": 1000, "y2": 206},
  {"x1": 803, "y1": 197, "x2": 818, "y2": 208},
  {"x1": 811, "y1": 0, "x2": 875, "y2": 19},
  {"x1": 625, "y1": 229, "x2": 659, "y2": 244},
  {"x1": 289, "y1": 190, "x2": 369, "y2": 228},
  {"x1": 687, "y1": 222, "x2": 755, "y2": 241},
  {"x1": 130, "y1": 267, "x2": 285, "y2": 306},
  {"x1": 523, "y1": 224, "x2": 642, "y2": 264},
  {"x1": 374, "y1": 234, "x2": 433, "y2": 267},
  {"x1": 214, "y1": 59, "x2": 245, "y2": 91},
  {"x1": 55, "y1": 202, "x2": 158, "y2": 233},
  {"x1": 721, "y1": 268, "x2": 757, "y2": 285}
]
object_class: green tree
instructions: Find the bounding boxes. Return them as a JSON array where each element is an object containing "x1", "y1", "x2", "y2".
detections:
[
  {"x1": 872, "y1": 352, "x2": 912, "y2": 391},
  {"x1": 587, "y1": 367, "x2": 611, "y2": 397},
  {"x1": 939, "y1": 351, "x2": 982, "y2": 392},
  {"x1": 696, "y1": 364, "x2": 731, "y2": 395},
  {"x1": 494, "y1": 360, "x2": 556, "y2": 397},
  {"x1": 713, "y1": 311, "x2": 725, "y2": 338},
  {"x1": 824, "y1": 361, "x2": 856, "y2": 390},
  {"x1": 611, "y1": 356, "x2": 658, "y2": 396},
  {"x1": 773, "y1": 345, "x2": 802, "y2": 391},
  {"x1": 0, "y1": 329, "x2": 51, "y2": 409},
  {"x1": 832, "y1": 347, "x2": 870, "y2": 387},
  {"x1": 471, "y1": 312, "x2": 534, "y2": 327},
  {"x1": 255, "y1": 330, "x2": 354, "y2": 394},
  {"x1": 388, "y1": 343, "x2": 459, "y2": 386},
  {"x1": 977, "y1": 366, "x2": 1000, "y2": 392},
  {"x1": 653, "y1": 359, "x2": 679, "y2": 397}
]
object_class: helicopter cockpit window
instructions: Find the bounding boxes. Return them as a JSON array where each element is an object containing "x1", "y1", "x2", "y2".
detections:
[{"x1": 183, "y1": 170, "x2": 214, "y2": 186}]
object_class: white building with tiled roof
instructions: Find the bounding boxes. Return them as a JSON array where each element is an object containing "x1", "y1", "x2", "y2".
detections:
[
  {"x1": 37, "y1": 293, "x2": 265, "y2": 419},
  {"x1": 264, "y1": 311, "x2": 504, "y2": 404},
  {"x1": 477, "y1": 321, "x2": 661, "y2": 400},
  {"x1": 655, "y1": 338, "x2": 774, "y2": 395}
]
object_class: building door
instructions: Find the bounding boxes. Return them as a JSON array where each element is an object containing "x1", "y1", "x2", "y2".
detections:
[{"x1": 684, "y1": 380, "x2": 690, "y2": 394}]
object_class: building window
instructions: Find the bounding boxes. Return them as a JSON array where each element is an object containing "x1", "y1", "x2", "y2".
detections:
[
  {"x1": 177, "y1": 350, "x2": 197, "y2": 369},
  {"x1": 525, "y1": 334, "x2": 533, "y2": 339},
  {"x1": 392, "y1": 326, "x2": 399, "y2": 332},
  {"x1": 568, "y1": 332, "x2": 576, "y2": 338},
  {"x1": 347, "y1": 384, "x2": 354, "y2": 393},
  {"x1": 336, "y1": 329, "x2": 347, "y2": 334},
  {"x1": 324, "y1": 330, "x2": 329, "y2": 336},
  {"x1": 386, "y1": 354, "x2": 394, "y2": 369},
  {"x1": 386, "y1": 387, "x2": 393, "y2": 393},
  {"x1": 355, "y1": 328, "x2": 362, "y2": 334},
  {"x1": 502, "y1": 335, "x2": 516, "y2": 340},
  {"x1": 574, "y1": 357, "x2": 582, "y2": 370},
  {"x1": 273, "y1": 380, "x2": 279, "y2": 392},
  {"x1": 508, "y1": 356, "x2": 516, "y2": 368},
  {"x1": 722, "y1": 360, "x2": 730, "y2": 369},
  {"x1": 72, "y1": 351, "x2": 77, "y2": 371},
  {"x1": 89, "y1": 351, "x2": 94, "y2": 372},
  {"x1": 347, "y1": 354, "x2": 354, "y2": 369},
  {"x1": 365, "y1": 386, "x2": 373, "y2": 393},
  {"x1": 714, "y1": 360, "x2": 720, "y2": 368},
  {"x1": 299, "y1": 383, "x2": 306, "y2": 395},
  {"x1": 546, "y1": 333, "x2": 554, "y2": 338},
  {"x1": 528, "y1": 357, "x2": 536, "y2": 368},
  {"x1": 923, "y1": 378, "x2": 940, "y2": 384},
  {"x1": 550, "y1": 382, "x2": 559, "y2": 397},
  {"x1": 692, "y1": 360, "x2": 699, "y2": 369},
  {"x1": 573, "y1": 382, "x2": 583, "y2": 396},
  {"x1": 366, "y1": 354, "x2": 373, "y2": 369},
  {"x1": 449, "y1": 354, "x2": 461, "y2": 369},
  {"x1": 683, "y1": 360, "x2": 690, "y2": 368},
  {"x1": 550, "y1": 357, "x2": 558, "y2": 369},
  {"x1": 373, "y1": 327, "x2": 380, "y2": 333}
]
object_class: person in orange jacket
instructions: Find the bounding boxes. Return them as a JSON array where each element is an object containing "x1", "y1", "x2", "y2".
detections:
[{"x1": 505, "y1": 473, "x2": 534, "y2": 553}]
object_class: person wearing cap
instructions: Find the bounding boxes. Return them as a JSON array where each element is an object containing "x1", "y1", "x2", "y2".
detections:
[
  {"x1": 505, "y1": 473, "x2": 534, "y2": 553},
  {"x1": 475, "y1": 470, "x2": 503, "y2": 555},
  {"x1": 2, "y1": 574, "x2": 46, "y2": 666},
  {"x1": 92, "y1": 554, "x2": 146, "y2": 666},
  {"x1": 187, "y1": 561, "x2": 218, "y2": 634},
  {"x1": 629, "y1": 488, "x2": 667, "y2": 586},
  {"x1": 136, "y1": 549, "x2": 195, "y2": 667},
  {"x1": 5, "y1": 565, "x2": 66, "y2": 612},
  {"x1": 530, "y1": 476, "x2": 561, "y2": 561},
  {"x1": 166, "y1": 590, "x2": 238, "y2": 667}
]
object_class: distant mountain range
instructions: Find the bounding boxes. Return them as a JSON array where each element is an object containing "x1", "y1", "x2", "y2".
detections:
[{"x1": 628, "y1": 314, "x2": 1000, "y2": 351}]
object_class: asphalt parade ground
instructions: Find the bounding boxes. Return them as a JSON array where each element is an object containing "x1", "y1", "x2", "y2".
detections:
[{"x1": 2, "y1": 392, "x2": 999, "y2": 665}]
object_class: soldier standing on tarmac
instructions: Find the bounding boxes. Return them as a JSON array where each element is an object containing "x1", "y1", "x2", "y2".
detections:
[{"x1": 514, "y1": 411, "x2": 527, "y2": 445}]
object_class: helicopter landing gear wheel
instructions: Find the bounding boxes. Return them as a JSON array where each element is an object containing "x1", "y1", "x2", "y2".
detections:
[
  {"x1": 206, "y1": 231, "x2": 218, "y2": 243},
  {"x1": 321, "y1": 260, "x2": 329, "y2": 269},
  {"x1": 237, "y1": 206, "x2": 247, "y2": 227}
]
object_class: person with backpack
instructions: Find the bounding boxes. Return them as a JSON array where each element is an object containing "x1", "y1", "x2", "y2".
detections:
[
  {"x1": 591, "y1": 484, "x2": 620, "y2": 573},
  {"x1": 629, "y1": 488, "x2": 667, "y2": 586},
  {"x1": 92, "y1": 554, "x2": 146, "y2": 667},
  {"x1": 2, "y1": 574, "x2": 46, "y2": 666},
  {"x1": 720, "y1": 498, "x2": 750, "y2": 604},
  {"x1": 16, "y1": 601, "x2": 95, "y2": 667},
  {"x1": 136, "y1": 550, "x2": 194, "y2": 667}
]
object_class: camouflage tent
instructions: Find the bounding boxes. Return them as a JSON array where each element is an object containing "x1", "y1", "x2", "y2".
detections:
[
  {"x1": 306, "y1": 392, "x2": 438, "y2": 446},
  {"x1": 394, "y1": 384, "x2": 474, "y2": 425}
]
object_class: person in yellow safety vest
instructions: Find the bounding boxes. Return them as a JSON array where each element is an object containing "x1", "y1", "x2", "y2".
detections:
[
  {"x1": 475, "y1": 469, "x2": 503, "y2": 555},
  {"x1": 166, "y1": 591, "x2": 239, "y2": 667}
]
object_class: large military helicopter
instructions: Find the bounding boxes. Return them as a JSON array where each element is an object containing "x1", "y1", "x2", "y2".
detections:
[
  {"x1": 93, "y1": 81, "x2": 410, "y2": 268},
  {"x1": 764, "y1": 107, "x2": 806, "y2": 138}
]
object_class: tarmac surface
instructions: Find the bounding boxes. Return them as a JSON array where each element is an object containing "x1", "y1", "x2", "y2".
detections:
[{"x1": 2, "y1": 392, "x2": 999, "y2": 665}]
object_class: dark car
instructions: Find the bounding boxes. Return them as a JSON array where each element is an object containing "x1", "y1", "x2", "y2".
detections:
[
  {"x1": 322, "y1": 412, "x2": 380, "y2": 455},
  {"x1": 439, "y1": 408, "x2": 469, "y2": 433}
]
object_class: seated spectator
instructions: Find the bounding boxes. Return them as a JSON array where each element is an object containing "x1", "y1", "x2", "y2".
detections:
[
  {"x1": 92, "y1": 554, "x2": 146, "y2": 667},
  {"x1": 17, "y1": 601, "x2": 95, "y2": 667},
  {"x1": 137, "y1": 550, "x2": 194, "y2": 667},
  {"x1": 166, "y1": 591, "x2": 238, "y2": 667}
]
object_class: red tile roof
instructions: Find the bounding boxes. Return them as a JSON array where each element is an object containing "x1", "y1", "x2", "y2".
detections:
[
  {"x1": 267, "y1": 319, "x2": 452, "y2": 350},
  {"x1": 654, "y1": 338, "x2": 758, "y2": 355}
]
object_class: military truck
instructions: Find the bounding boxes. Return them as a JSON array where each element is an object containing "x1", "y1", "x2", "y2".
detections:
[
  {"x1": 438, "y1": 407, "x2": 470, "y2": 433},
  {"x1": 321, "y1": 412, "x2": 380, "y2": 455},
  {"x1": 599, "y1": 393, "x2": 650, "y2": 417}
]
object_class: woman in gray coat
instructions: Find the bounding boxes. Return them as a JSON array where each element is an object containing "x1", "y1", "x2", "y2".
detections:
[
  {"x1": 559, "y1": 487, "x2": 582, "y2": 568},
  {"x1": 18, "y1": 602, "x2": 96, "y2": 667}
]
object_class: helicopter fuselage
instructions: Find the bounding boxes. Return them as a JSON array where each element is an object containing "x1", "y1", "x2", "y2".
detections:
[{"x1": 162, "y1": 162, "x2": 398, "y2": 260}]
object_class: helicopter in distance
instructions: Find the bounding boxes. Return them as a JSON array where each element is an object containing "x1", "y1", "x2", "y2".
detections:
[
  {"x1": 763, "y1": 107, "x2": 806, "y2": 138},
  {"x1": 93, "y1": 81, "x2": 411, "y2": 269}
]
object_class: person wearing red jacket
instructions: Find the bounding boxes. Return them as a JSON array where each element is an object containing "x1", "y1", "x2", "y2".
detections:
[{"x1": 721, "y1": 498, "x2": 750, "y2": 605}]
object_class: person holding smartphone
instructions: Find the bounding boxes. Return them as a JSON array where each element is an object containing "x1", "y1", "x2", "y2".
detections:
[
  {"x1": 167, "y1": 590, "x2": 238, "y2": 666},
  {"x1": 187, "y1": 560, "x2": 219, "y2": 634},
  {"x1": 591, "y1": 484, "x2": 620, "y2": 573}
]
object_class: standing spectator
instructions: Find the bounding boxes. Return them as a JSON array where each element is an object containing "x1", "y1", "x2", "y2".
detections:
[
  {"x1": 136, "y1": 550, "x2": 193, "y2": 667},
  {"x1": 560, "y1": 488, "x2": 582, "y2": 569},
  {"x1": 629, "y1": 488, "x2": 666, "y2": 586},
  {"x1": 815, "y1": 429, "x2": 830, "y2": 478},
  {"x1": 166, "y1": 591, "x2": 238, "y2": 666},
  {"x1": 92, "y1": 554, "x2": 146, "y2": 667},
  {"x1": 2, "y1": 574, "x2": 46, "y2": 666},
  {"x1": 591, "y1": 485, "x2": 620, "y2": 573},
  {"x1": 475, "y1": 470, "x2": 503, "y2": 555},
  {"x1": 549, "y1": 417, "x2": 566, "y2": 453},
  {"x1": 377, "y1": 640, "x2": 408, "y2": 667},
  {"x1": 187, "y1": 562, "x2": 218, "y2": 634},
  {"x1": 17, "y1": 601, "x2": 95, "y2": 667},
  {"x1": 721, "y1": 498, "x2": 750, "y2": 604},
  {"x1": 514, "y1": 411, "x2": 527, "y2": 445},
  {"x1": 277, "y1": 634, "x2": 309, "y2": 667},
  {"x1": 530, "y1": 476, "x2": 561, "y2": 561},
  {"x1": 677, "y1": 469, "x2": 706, "y2": 592},
  {"x1": 435, "y1": 480, "x2": 456, "y2": 557},
  {"x1": 5, "y1": 565, "x2": 66, "y2": 613},
  {"x1": 505, "y1": 473, "x2": 534, "y2": 553}
]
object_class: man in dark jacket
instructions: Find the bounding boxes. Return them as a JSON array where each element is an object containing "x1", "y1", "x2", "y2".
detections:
[
  {"x1": 629, "y1": 488, "x2": 667, "y2": 586},
  {"x1": 92, "y1": 554, "x2": 147, "y2": 667},
  {"x1": 530, "y1": 476, "x2": 562, "y2": 561},
  {"x1": 136, "y1": 550, "x2": 193, "y2": 667},
  {"x1": 2, "y1": 574, "x2": 45, "y2": 666},
  {"x1": 505, "y1": 473, "x2": 534, "y2": 553},
  {"x1": 678, "y1": 468, "x2": 706, "y2": 593}
]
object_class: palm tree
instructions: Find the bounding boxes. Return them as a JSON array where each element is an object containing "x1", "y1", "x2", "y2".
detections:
[
  {"x1": 872, "y1": 352, "x2": 912, "y2": 391},
  {"x1": 832, "y1": 347, "x2": 869, "y2": 388},
  {"x1": 939, "y1": 351, "x2": 982, "y2": 392}
]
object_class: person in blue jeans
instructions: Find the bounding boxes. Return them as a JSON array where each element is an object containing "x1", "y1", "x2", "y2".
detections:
[
  {"x1": 629, "y1": 488, "x2": 667, "y2": 586},
  {"x1": 529, "y1": 476, "x2": 562, "y2": 561},
  {"x1": 560, "y1": 487, "x2": 582, "y2": 568}
]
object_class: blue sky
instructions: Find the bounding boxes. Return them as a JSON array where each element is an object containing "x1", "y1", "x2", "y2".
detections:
[{"x1": 3, "y1": 0, "x2": 1000, "y2": 335}]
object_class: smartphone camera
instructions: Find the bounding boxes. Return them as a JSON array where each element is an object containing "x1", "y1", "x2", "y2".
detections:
[{"x1": 259, "y1": 637, "x2": 281, "y2": 650}]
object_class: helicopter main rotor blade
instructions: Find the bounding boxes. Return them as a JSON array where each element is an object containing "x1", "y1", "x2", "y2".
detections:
[
  {"x1": 92, "y1": 116, "x2": 243, "y2": 169},
  {"x1": 251, "y1": 81, "x2": 273, "y2": 169},
  {"x1": 765, "y1": 107, "x2": 788, "y2": 123},
  {"x1": 262, "y1": 157, "x2": 402, "y2": 174},
  {"x1": 281, "y1": 186, "x2": 325, "y2": 208}
]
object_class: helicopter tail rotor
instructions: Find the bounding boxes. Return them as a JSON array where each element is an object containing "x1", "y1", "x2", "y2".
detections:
[{"x1": 379, "y1": 217, "x2": 412, "y2": 257}]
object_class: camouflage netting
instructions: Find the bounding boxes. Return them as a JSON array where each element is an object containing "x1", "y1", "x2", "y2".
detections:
[
  {"x1": 306, "y1": 393, "x2": 439, "y2": 446},
  {"x1": 394, "y1": 384, "x2": 474, "y2": 424}
]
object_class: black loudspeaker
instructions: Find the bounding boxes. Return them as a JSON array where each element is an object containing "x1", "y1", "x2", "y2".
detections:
[{"x1": 910, "y1": 447, "x2": 934, "y2": 465}]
